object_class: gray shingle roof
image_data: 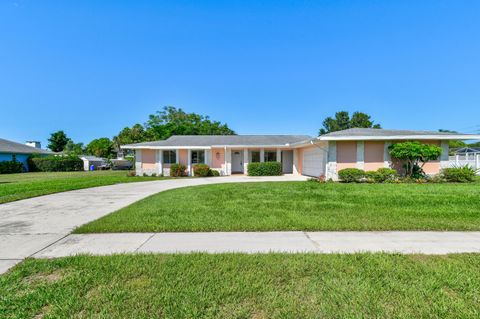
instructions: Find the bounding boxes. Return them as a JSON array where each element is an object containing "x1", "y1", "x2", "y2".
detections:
[
  {"x1": 123, "y1": 135, "x2": 312, "y2": 148},
  {"x1": 321, "y1": 128, "x2": 454, "y2": 137},
  {"x1": 0, "y1": 138, "x2": 51, "y2": 154}
]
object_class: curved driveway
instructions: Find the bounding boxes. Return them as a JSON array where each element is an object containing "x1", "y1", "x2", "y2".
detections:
[{"x1": 0, "y1": 175, "x2": 307, "y2": 273}]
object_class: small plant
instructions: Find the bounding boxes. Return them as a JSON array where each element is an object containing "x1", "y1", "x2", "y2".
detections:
[
  {"x1": 441, "y1": 166, "x2": 477, "y2": 183},
  {"x1": 338, "y1": 168, "x2": 365, "y2": 183},
  {"x1": 126, "y1": 171, "x2": 136, "y2": 177},
  {"x1": 247, "y1": 162, "x2": 282, "y2": 176},
  {"x1": 170, "y1": 163, "x2": 187, "y2": 177},
  {"x1": 193, "y1": 164, "x2": 211, "y2": 177},
  {"x1": 151, "y1": 173, "x2": 157, "y2": 177},
  {"x1": 208, "y1": 169, "x2": 220, "y2": 177},
  {"x1": 143, "y1": 173, "x2": 148, "y2": 177}
]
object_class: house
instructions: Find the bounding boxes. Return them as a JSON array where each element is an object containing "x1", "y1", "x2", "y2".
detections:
[
  {"x1": 122, "y1": 129, "x2": 480, "y2": 179},
  {"x1": 0, "y1": 138, "x2": 51, "y2": 171},
  {"x1": 80, "y1": 155, "x2": 109, "y2": 171},
  {"x1": 451, "y1": 147, "x2": 480, "y2": 170}
]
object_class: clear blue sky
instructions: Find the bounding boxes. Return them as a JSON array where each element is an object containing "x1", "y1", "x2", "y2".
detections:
[{"x1": 1, "y1": 0, "x2": 480, "y2": 147}]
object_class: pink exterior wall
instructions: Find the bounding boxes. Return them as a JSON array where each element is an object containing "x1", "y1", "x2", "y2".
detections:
[
  {"x1": 211, "y1": 148, "x2": 225, "y2": 169},
  {"x1": 179, "y1": 149, "x2": 188, "y2": 166},
  {"x1": 420, "y1": 140, "x2": 441, "y2": 174},
  {"x1": 364, "y1": 141, "x2": 385, "y2": 171},
  {"x1": 336, "y1": 141, "x2": 357, "y2": 171},
  {"x1": 142, "y1": 149, "x2": 156, "y2": 169}
]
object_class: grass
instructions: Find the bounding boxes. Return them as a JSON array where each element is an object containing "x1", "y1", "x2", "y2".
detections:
[
  {"x1": 0, "y1": 171, "x2": 167, "y2": 204},
  {"x1": 1, "y1": 253, "x2": 480, "y2": 318},
  {"x1": 76, "y1": 181, "x2": 480, "y2": 232}
]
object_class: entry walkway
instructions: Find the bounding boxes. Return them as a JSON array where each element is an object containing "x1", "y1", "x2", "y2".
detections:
[
  {"x1": 0, "y1": 175, "x2": 307, "y2": 274},
  {"x1": 33, "y1": 231, "x2": 480, "y2": 258}
]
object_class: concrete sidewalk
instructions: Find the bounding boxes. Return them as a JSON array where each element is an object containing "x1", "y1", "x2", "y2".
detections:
[
  {"x1": 33, "y1": 231, "x2": 480, "y2": 258},
  {"x1": 0, "y1": 175, "x2": 307, "y2": 274}
]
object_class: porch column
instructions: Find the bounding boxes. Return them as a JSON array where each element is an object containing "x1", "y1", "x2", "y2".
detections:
[
  {"x1": 260, "y1": 148, "x2": 265, "y2": 162},
  {"x1": 326, "y1": 142, "x2": 337, "y2": 180},
  {"x1": 135, "y1": 149, "x2": 143, "y2": 176},
  {"x1": 175, "y1": 149, "x2": 179, "y2": 164},
  {"x1": 225, "y1": 148, "x2": 232, "y2": 175},
  {"x1": 205, "y1": 149, "x2": 211, "y2": 167},
  {"x1": 276, "y1": 149, "x2": 282, "y2": 163},
  {"x1": 356, "y1": 141, "x2": 364, "y2": 170},
  {"x1": 243, "y1": 148, "x2": 249, "y2": 174},
  {"x1": 187, "y1": 149, "x2": 192, "y2": 176},
  {"x1": 440, "y1": 141, "x2": 449, "y2": 169},
  {"x1": 384, "y1": 142, "x2": 392, "y2": 168},
  {"x1": 157, "y1": 150, "x2": 163, "y2": 175},
  {"x1": 292, "y1": 149, "x2": 299, "y2": 175}
]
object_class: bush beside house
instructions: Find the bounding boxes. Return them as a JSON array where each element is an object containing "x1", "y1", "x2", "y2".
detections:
[
  {"x1": 441, "y1": 166, "x2": 477, "y2": 183},
  {"x1": 28, "y1": 155, "x2": 83, "y2": 172},
  {"x1": 170, "y1": 163, "x2": 187, "y2": 177},
  {"x1": 247, "y1": 162, "x2": 282, "y2": 176},
  {"x1": 0, "y1": 161, "x2": 24, "y2": 174}
]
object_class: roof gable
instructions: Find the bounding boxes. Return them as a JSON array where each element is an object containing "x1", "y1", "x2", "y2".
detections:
[{"x1": 0, "y1": 138, "x2": 51, "y2": 154}]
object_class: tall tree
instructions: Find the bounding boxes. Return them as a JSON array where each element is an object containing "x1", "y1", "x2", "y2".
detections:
[
  {"x1": 319, "y1": 111, "x2": 381, "y2": 135},
  {"x1": 47, "y1": 130, "x2": 69, "y2": 152},
  {"x1": 113, "y1": 124, "x2": 147, "y2": 149},
  {"x1": 86, "y1": 138, "x2": 115, "y2": 158},
  {"x1": 438, "y1": 129, "x2": 467, "y2": 151},
  {"x1": 145, "y1": 106, "x2": 235, "y2": 140},
  {"x1": 64, "y1": 140, "x2": 84, "y2": 155}
]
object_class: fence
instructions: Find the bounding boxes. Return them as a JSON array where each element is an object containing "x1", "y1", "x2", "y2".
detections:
[{"x1": 448, "y1": 153, "x2": 480, "y2": 174}]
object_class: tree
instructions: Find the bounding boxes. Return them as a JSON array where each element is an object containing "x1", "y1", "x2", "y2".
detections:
[
  {"x1": 145, "y1": 106, "x2": 235, "y2": 140},
  {"x1": 388, "y1": 141, "x2": 442, "y2": 177},
  {"x1": 319, "y1": 111, "x2": 381, "y2": 135},
  {"x1": 86, "y1": 138, "x2": 115, "y2": 158},
  {"x1": 64, "y1": 140, "x2": 84, "y2": 155},
  {"x1": 47, "y1": 130, "x2": 70, "y2": 152},
  {"x1": 438, "y1": 129, "x2": 467, "y2": 154},
  {"x1": 113, "y1": 124, "x2": 147, "y2": 148}
]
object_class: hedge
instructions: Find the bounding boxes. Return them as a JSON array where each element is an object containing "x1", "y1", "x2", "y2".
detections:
[
  {"x1": 0, "y1": 160, "x2": 24, "y2": 174},
  {"x1": 28, "y1": 155, "x2": 83, "y2": 172},
  {"x1": 441, "y1": 166, "x2": 477, "y2": 183},
  {"x1": 247, "y1": 162, "x2": 282, "y2": 176},
  {"x1": 193, "y1": 164, "x2": 210, "y2": 177},
  {"x1": 338, "y1": 168, "x2": 365, "y2": 183},
  {"x1": 170, "y1": 163, "x2": 187, "y2": 177}
]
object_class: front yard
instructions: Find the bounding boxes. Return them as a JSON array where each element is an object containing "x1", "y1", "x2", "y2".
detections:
[
  {"x1": 2, "y1": 253, "x2": 480, "y2": 318},
  {"x1": 76, "y1": 181, "x2": 480, "y2": 232},
  {"x1": 0, "y1": 171, "x2": 167, "y2": 204}
]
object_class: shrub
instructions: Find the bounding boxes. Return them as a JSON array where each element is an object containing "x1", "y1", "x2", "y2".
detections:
[
  {"x1": 441, "y1": 166, "x2": 477, "y2": 183},
  {"x1": 247, "y1": 162, "x2": 282, "y2": 176},
  {"x1": 338, "y1": 168, "x2": 365, "y2": 183},
  {"x1": 0, "y1": 160, "x2": 24, "y2": 174},
  {"x1": 193, "y1": 164, "x2": 210, "y2": 177},
  {"x1": 170, "y1": 163, "x2": 187, "y2": 177},
  {"x1": 389, "y1": 141, "x2": 442, "y2": 177},
  {"x1": 28, "y1": 155, "x2": 83, "y2": 172},
  {"x1": 208, "y1": 169, "x2": 220, "y2": 177},
  {"x1": 126, "y1": 171, "x2": 136, "y2": 177}
]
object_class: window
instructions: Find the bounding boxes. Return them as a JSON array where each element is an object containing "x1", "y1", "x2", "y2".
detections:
[
  {"x1": 12, "y1": 154, "x2": 17, "y2": 162},
  {"x1": 163, "y1": 150, "x2": 176, "y2": 164},
  {"x1": 191, "y1": 150, "x2": 205, "y2": 164},
  {"x1": 251, "y1": 151, "x2": 260, "y2": 162},
  {"x1": 264, "y1": 151, "x2": 277, "y2": 162}
]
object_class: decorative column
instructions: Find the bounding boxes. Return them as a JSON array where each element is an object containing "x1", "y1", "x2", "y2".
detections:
[
  {"x1": 187, "y1": 149, "x2": 192, "y2": 176},
  {"x1": 384, "y1": 142, "x2": 392, "y2": 168},
  {"x1": 260, "y1": 148, "x2": 265, "y2": 162},
  {"x1": 326, "y1": 142, "x2": 337, "y2": 180},
  {"x1": 292, "y1": 149, "x2": 299, "y2": 175},
  {"x1": 225, "y1": 148, "x2": 232, "y2": 175},
  {"x1": 157, "y1": 150, "x2": 163, "y2": 176},
  {"x1": 356, "y1": 141, "x2": 364, "y2": 170},
  {"x1": 440, "y1": 141, "x2": 449, "y2": 169},
  {"x1": 135, "y1": 149, "x2": 142, "y2": 176},
  {"x1": 276, "y1": 149, "x2": 282, "y2": 163},
  {"x1": 243, "y1": 148, "x2": 249, "y2": 174},
  {"x1": 175, "y1": 149, "x2": 179, "y2": 164},
  {"x1": 205, "y1": 149, "x2": 211, "y2": 167}
]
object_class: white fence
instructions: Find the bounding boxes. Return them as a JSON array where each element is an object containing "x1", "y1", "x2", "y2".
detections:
[{"x1": 448, "y1": 154, "x2": 480, "y2": 174}]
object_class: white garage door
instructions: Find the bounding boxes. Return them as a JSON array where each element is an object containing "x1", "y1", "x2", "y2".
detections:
[{"x1": 302, "y1": 147, "x2": 326, "y2": 177}]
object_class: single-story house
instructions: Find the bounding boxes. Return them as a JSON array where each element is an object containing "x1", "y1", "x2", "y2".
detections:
[
  {"x1": 122, "y1": 128, "x2": 480, "y2": 179},
  {"x1": 80, "y1": 155, "x2": 109, "y2": 171},
  {"x1": 0, "y1": 138, "x2": 51, "y2": 171}
]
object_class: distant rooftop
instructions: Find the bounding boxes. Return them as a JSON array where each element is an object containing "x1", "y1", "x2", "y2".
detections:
[
  {"x1": 0, "y1": 138, "x2": 51, "y2": 154},
  {"x1": 318, "y1": 128, "x2": 480, "y2": 141}
]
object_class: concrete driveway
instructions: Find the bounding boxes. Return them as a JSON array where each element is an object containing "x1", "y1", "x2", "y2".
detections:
[{"x1": 0, "y1": 175, "x2": 308, "y2": 273}]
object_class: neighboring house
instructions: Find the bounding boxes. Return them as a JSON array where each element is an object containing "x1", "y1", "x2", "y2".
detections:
[
  {"x1": 122, "y1": 129, "x2": 480, "y2": 179},
  {"x1": 0, "y1": 138, "x2": 51, "y2": 171},
  {"x1": 80, "y1": 155, "x2": 109, "y2": 171},
  {"x1": 450, "y1": 147, "x2": 480, "y2": 170}
]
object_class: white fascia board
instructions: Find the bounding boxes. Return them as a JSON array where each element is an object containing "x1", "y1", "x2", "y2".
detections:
[
  {"x1": 318, "y1": 135, "x2": 480, "y2": 141},
  {"x1": 210, "y1": 144, "x2": 291, "y2": 148},
  {"x1": 121, "y1": 145, "x2": 212, "y2": 150}
]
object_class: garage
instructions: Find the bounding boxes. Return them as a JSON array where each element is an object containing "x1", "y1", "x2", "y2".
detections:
[{"x1": 302, "y1": 147, "x2": 326, "y2": 177}]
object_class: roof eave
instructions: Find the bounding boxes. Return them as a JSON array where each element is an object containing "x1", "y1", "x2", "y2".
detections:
[{"x1": 318, "y1": 134, "x2": 480, "y2": 141}]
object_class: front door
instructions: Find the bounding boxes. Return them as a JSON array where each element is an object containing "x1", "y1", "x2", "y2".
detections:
[{"x1": 231, "y1": 150, "x2": 244, "y2": 173}]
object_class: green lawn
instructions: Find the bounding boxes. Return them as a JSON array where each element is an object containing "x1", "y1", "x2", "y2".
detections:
[
  {"x1": 76, "y1": 181, "x2": 480, "y2": 232},
  {"x1": 0, "y1": 171, "x2": 167, "y2": 204},
  {"x1": 1, "y1": 253, "x2": 480, "y2": 318}
]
